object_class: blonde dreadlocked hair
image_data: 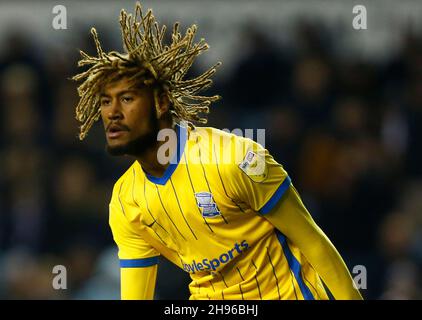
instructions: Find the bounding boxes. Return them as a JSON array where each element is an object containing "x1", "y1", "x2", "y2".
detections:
[{"x1": 72, "y1": 2, "x2": 221, "y2": 140}]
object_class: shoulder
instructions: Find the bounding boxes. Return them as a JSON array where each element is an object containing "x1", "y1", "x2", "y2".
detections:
[
  {"x1": 191, "y1": 126, "x2": 255, "y2": 157},
  {"x1": 191, "y1": 126, "x2": 270, "y2": 180},
  {"x1": 110, "y1": 161, "x2": 140, "y2": 204},
  {"x1": 109, "y1": 162, "x2": 144, "y2": 225}
]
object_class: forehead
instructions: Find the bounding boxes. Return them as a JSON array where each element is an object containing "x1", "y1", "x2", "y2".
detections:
[{"x1": 100, "y1": 77, "x2": 141, "y2": 96}]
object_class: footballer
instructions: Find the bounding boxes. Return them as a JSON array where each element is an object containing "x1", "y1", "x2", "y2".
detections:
[{"x1": 73, "y1": 2, "x2": 363, "y2": 300}]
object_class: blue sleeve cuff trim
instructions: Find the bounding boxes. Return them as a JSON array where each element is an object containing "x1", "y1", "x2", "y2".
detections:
[
  {"x1": 259, "y1": 176, "x2": 291, "y2": 215},
  {"x1": 120, "y1": 256, "x2": 159, "y2": 268}
]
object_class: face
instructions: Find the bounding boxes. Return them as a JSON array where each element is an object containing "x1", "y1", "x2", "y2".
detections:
[{"x1": 100, "y1": 77, "x2": 159, "y2": 156}]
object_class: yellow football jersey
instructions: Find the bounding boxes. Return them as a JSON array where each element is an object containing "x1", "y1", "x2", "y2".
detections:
[{"x1": 109, "y1": 123, "x2": 329, "y2": 300}]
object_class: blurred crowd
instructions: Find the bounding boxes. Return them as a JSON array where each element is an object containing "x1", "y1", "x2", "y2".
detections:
[{"x1": 0, "y1": 17, "x2": 421, "y2": 299}]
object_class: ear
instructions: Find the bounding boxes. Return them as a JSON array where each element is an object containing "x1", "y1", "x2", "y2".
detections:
[{"x1": 154, "y1": 90, "x2": 170, "y2": 119}]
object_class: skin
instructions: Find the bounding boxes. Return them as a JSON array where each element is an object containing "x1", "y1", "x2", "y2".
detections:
[{"x1": 99, "y1": 76, "x2": 174, "y2": 178}]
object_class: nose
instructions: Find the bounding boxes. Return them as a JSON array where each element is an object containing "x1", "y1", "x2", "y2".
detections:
[{"x1": 107, "y1": 99, "x2": 123, "y2": 120}]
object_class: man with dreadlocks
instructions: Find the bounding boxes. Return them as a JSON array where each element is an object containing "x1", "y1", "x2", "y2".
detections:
[{"x1": 73, "y1": 3, "x2": 362, "y2": 300}]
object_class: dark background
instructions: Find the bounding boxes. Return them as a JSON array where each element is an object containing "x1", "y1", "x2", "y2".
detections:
[{"x1": 0, "y1": 0, "x2": 420, "y2": 299}]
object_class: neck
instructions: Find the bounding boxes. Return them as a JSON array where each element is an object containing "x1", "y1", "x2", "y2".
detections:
[{"x1": 135, "y1": 119, "x2": 178, "y2": 178}]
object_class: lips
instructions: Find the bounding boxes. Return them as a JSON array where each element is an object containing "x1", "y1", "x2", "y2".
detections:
[{"x1": 107, "y1": 123, "x2": 128, "y2": 139}]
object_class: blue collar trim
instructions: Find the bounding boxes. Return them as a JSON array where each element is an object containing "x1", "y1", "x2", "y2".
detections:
[{"x1": 145, "y1": 124, "x2": 187, "y2": 185}]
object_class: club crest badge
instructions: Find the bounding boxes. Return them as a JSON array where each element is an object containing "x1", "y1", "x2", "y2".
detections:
[{"x1": 195, "y1": 192, "x2": 221, "y2": 218}]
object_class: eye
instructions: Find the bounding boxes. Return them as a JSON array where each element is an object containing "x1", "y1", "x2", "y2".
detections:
[
  {"x1": 122, "y1": 96, "x2": 133, "y2": 103},
  {"x1": 100, "y1": 99, "x2": 111, "y2": 106}
]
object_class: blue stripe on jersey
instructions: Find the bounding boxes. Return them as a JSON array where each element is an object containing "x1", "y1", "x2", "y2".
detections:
[
  {"x1": 259, "y1": 176, "x2": 291, "y2": 214},
  {"x1": 276, "y1": 231, "x2": 315, "y2": 300},
  {"x1": 120, "y1": 256, "x2": 159, "y2": 268},
  {"x1": 145, "y1": 123, "x2": 187, "y2": 185}
]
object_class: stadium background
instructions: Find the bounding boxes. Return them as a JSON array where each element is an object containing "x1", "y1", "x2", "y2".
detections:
[{"x1": 0, "y1": 0, "x2": 421, "y2": 299}]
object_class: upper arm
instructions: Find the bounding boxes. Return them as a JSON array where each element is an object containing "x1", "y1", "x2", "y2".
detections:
[
  {"x1": 109, "y1": 180, "x2": 160, "y2": 299},
  {"x1": 262, "y1": 184, "x2": 327, "y2": 247},
  {"x1": 109, "y1": 198, "x2": 159, "y2": 261},
  {"x1": 120, "y1": 265, "x2": 158, "y2": 300}
]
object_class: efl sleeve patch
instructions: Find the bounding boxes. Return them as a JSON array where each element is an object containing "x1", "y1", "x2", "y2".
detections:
[{"x1": 238, "y1": 149, "x2": 269, "y2": 183}]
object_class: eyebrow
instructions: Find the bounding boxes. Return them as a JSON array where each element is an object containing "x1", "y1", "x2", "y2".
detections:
[{"x1": 100, "y1": 89, "x2": 138, "y2": 98}]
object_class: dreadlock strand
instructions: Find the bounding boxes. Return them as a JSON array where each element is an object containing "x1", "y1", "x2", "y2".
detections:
[
  {"x1": 153, "y1": 22, "x2": 164, "y2": 51},
  {"x1": 181, "y1": 94, "x2": 219, "y2": 102},
  {"x1": 90, "y1": 28, "x2": 106, "y2": 59},
  {"x1": 164, "y1": 41, "x2": 210, "y2": 76},
  {"x1": 120, "y1": 10, "x2": 133, "y2": 53},
  {"x1": 132, "y1": 21, "x2": 142, "y2": 47},
  {"x1": 78, "y1": 50, "x2": 98, "y2": 63},
  {"x1": 150, "y1": 41, "x2": 186, "y2": 64},
  {"x1": 172, "y1": 22, "x2": 181, "y2": 42},
  {"x1": 78, "y1": 107, "x2": 101, "y2": 140},
  {"x1": 134, "y1": 1, "x2": 142, "y2": 21},
  {"x1": 159, "y1": 25, "x2": 167, "y2": 45},
  {"x1": 108, "y1": 51, "x2": 131, "y2": 62},
  {"x1": 174, "y1": 62, "x2": 221, "y2": 87}
]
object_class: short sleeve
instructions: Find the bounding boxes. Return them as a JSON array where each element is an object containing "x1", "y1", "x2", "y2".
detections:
[
  {"x1": 109, "y1": 180, "x2": 160, "y2": 268},
  {"x1": 224, "y1": 136, "x2": 291, "y2": 214}
]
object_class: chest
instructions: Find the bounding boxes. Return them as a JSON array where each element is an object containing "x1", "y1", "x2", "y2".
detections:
[{"x1": 134, "y1": 163, "x2": 254, "y2": 254}]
